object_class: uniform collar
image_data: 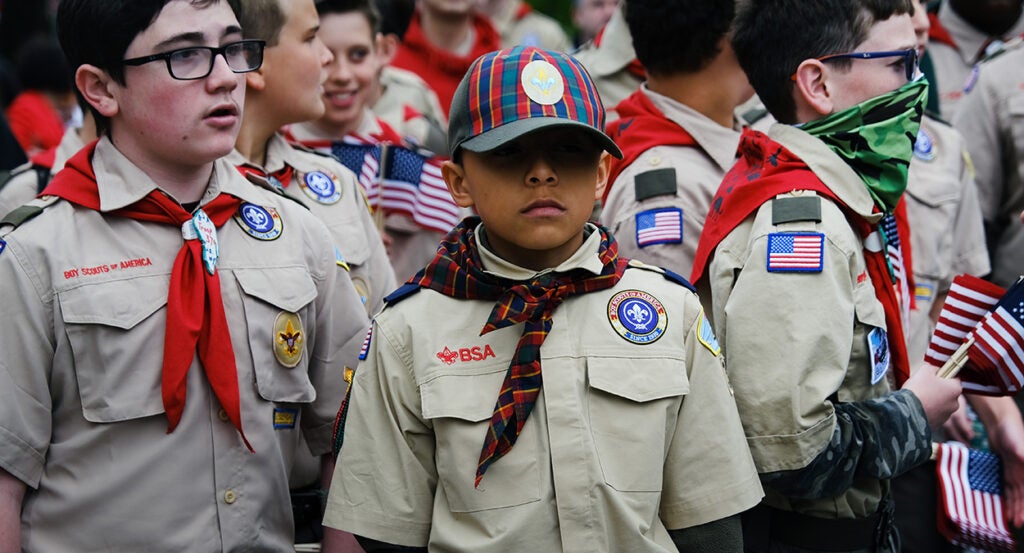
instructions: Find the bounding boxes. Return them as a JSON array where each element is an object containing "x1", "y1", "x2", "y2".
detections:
[
  {"x1": 582, "y1": 8, "x2": 636, "y2": 77},
  {"x1": 477, "y1": 222, "x2": 605, "y2": 280},
  {"x1": 641, "y1": 84, "x2": 742, "y2": 172},
  {"x1": 52, "y1": 129, "x2": 86, "y2": 173},
  {"x1": 938, "y1": 1, "x2": 1024, "y2": 63}
]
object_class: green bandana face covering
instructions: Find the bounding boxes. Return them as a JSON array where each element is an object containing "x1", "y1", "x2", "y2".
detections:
[{"x1": 800, "y1": 77, "x2": 929, "y2": 211}]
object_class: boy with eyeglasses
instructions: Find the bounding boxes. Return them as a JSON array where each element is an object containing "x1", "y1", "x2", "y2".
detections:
[
  {"x1": 690, "y1": 0, "x2": 963, "y2": 551},
  {"x1": 0, "y1": 1, "x2": 369, "y2": 551}
]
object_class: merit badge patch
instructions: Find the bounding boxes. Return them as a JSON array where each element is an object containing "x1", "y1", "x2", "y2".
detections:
[
  {"x1": 635, "y1": 207, "x2": 682, "y2": 247},
  {"x1": 299, "y1": 170, "x2": 342, "y2": 204},
  {"x1": 766, "y1": 232, "x2": 824, "y2": 273},
  {"x1": 867, "y1": 326, "x2": 890, "y2": 385},
  {"x1": 521, "y1": 59, "x2": 564, "y2": 105},
  {"x1": 234, "y1": 203, "x2": 283, "y2": 240},
  {"x1": 274, "y1": 311, "x2": 304, "y2": 368},
  {"x1": 696, "y1": 308, "x2": 721, "y2": 356},
  {"x1": 914, "y1": 127, "x2": 936, "y2": 161},
  {"x1": 273, "y1": 407, "x2": 298, "y2": 429},
  {"x1": 358, "y1": 326, "x2": 372, "y2": 360},
  {"x1": 607, "y1": 290, "x2": 667, "y2": 344}
]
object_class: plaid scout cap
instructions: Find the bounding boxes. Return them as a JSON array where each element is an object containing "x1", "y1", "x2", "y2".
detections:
[{"x1": 447, "y1": 46, "x2": 622, "y2": 159}]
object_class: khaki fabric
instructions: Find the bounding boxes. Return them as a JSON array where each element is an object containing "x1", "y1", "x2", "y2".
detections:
[
  {"x1": 491, "y1": 0, "x2": 571, "y2": 52},
  {"x1": 953, "y1": 44, "x2": 1024, "y2": 287},
  {"x1": 928, "y1": 2, "x2": 1024, "y2": 119},
  {"x1": 705, "y1": 124, "x2": 903, "y2": 519},
  {"x1": 904, "y1": 116, "x2": 990, "y2": 364},
  {"x1": 0, "y1": 129, "x2": 85, "y2": 218},
  {"x1": 601, "y1": 86, "x2": 742, "y2": 277},
  {"x1": 226, "y1": 134, "x2": 397, "y2": 316},
  {"x1": 573, "y1": 6, "x2": 642, "y2": 113},
  {"x1": 0, "y1": 138, "x2": 370, "y2": 552},
  {"x1": 326, "y1": 227, "x2": 763, "y2": 551},
  {"x1": 373, "y1": 66, "x2": 448, "y2": 155}
]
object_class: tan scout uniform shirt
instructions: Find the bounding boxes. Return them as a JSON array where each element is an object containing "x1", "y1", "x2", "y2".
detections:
[
  {"x1": 904, "y1": 116, "x2": 990, "y2": 364},
  {"x1": 928, "y1": 2, "x2": 1024, "y2": 119},
  {"x1": 573, "y1": 6, "x2": 642, "y2": 114},
  {"x1": 226, "y1": 134, "x2": 396, "y2": 316},
  {"x1": 491, "y1": 0, "x2": 572, "y2": 51},
  {"x1": 953, "y1": 44, "x2": 1024, "y2": 288},
  {"x1": 601, "y1": 86, "x2": 742, "y2": 277},
  {"x1": 373, "y1": 66, "x2": 449, "y2": 155},
  {"x1": 0, "y1": 138, "x2": 370, "y2": 552},
  {"x1": 0, "y1": 128, "x2": 85, "y2": 218},
  {"x1": 325, "y1": 225, "x2": 763, "y2": 551},
  {"x1": 706, "y1": 124, "x2": 910, "y2": 518}
]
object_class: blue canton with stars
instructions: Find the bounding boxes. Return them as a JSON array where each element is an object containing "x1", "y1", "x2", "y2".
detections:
[{"x1": 967, "y1": 448, "x2": 1004, "y2": 495}]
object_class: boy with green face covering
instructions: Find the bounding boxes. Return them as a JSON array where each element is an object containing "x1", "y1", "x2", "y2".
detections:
[{"x1": 690, "y1": 0, "x2": 964, "y2": 551}]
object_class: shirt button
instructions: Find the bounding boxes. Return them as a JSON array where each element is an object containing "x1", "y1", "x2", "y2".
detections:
[
  {"x1": 649, "y1": 155, "x2": 662, "y2": 166},
  {"x1": 218, "y1": 409, "x2": 230, "y2": 422},
  {"x1": 224, "y1": 490, "x2": 237, "y2": 504}
]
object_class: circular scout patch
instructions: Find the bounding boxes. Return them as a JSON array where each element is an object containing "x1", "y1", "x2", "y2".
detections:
[
  {"x1": 520, "y1": 59, "x2": 564, "y2": 106},
  {"x1": 299, "y1": 170, "x2": 342, "y2": 204},
  {"x1": 351, "y1": 275, "x2": 372, "y2": 313},
  {"x1": 234, "y1": 203, "x2": 283, "y2": 240},
  {"x1": 607, "y1": 290, "x2": 667, "y2": 344},
  {"x1": 274, "y1": 311, "x2": 304, "y2": 368},
  {"x1": 913, "y1": 127, "x2": 935, "y2": 161}
]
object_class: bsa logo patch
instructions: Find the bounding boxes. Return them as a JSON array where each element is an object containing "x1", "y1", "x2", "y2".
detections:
[
  {"x1": 913, "y1": 127, "x2": 935, "y2": 161},
  {"x1": 607, "y1": 290, "x2": 667, "y2": 344},
  {"x1": 521, "y1": 59, "x2": 564, "y2": 106},
  {"x1": 234, "y1": 203, "x2": 283, "y2": 240},
  {"x1": 299, "y1": 170, "x2": 342, "y2": 204},
  {"x1": 273, "y1": 407, "x2": 298, "y2": 429},
  {"x1": 274, "y1": 311, "x2": 304, "y2": 368},
  {"x1": 436, "y1": 344, "x2": 496, "y2": 365}
]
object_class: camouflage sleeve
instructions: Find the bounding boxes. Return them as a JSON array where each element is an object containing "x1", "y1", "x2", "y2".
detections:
[{"x1": 760, "y1": 389, "x2": 932, "y2": 500}]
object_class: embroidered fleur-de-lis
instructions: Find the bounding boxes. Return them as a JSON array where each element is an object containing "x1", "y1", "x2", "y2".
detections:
[
  {"x1": 277, "y1": 319, "x2": 303, "y2": 355},
  {"x1": 530, "y1": 67, "x2": 557, "y2": 96},
  {"x1": 627, "y1": 302, "x2": 650, "y2": 329}
]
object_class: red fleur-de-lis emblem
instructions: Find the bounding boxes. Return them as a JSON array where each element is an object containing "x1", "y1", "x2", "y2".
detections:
[{"x1": 436, "y1": 346, "x2": 458, "y2": 365}]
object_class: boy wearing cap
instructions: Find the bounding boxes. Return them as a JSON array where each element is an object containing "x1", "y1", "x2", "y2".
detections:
[{"x1": 323, "y1": 46, "x2": 762, "y2": 552}]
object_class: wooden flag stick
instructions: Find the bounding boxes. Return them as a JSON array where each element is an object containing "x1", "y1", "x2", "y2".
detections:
[{"x1": 937, "y1": 337, "x2": 975, "y2": 379}]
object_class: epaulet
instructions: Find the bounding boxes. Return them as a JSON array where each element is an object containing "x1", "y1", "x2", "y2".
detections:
[
  {"x1": 0, "y1": 195, "x2": 61, "y2": 234},
  {"x1": 625, "y1": 258, "x2": 696, "y2": 292},
  {"x1": 741, "y1": 105, "x2": 770, "y2": 126},
  {"x1": 383, "y1": 282, "x2": 421, "y2": 305},
  {"x1": 979, "y1": 35, "x2": 1023, "y2": 65},
  {"x1": 0, "y1": 160, "x2": 45, "y2": 194}
]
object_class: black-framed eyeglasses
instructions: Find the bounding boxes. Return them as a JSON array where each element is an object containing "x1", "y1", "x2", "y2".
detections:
[
  {"x1": 122, "y1": 39, "x2": 266, "y2": 81},
  {"x1": 818, "y1": 48, "x2": 920, "y2": 82}
]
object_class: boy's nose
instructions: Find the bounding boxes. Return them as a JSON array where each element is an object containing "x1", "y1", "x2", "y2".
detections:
[{"x1": 526, "y1": 155, "x2": 557, "y2": 186}]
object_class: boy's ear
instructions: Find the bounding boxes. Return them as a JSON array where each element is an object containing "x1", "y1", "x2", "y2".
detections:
[
  {"x1": 377, "y1": 33, "x2": 399, "y2": 65},
  {"x1": 792, "y1": 59, "x2": 834, "y2": 118},
  {"x1": 594, "y1": 151, "x2": 611, "y2": 202},
  {"x1": 75, "y1": 64, "x2": 120, "y2": 119},
  {"x1": 245, "y1": 65, "x2": 268, "y2": 92},
  {"x1": 442, "y1": 159, "x2": 475, "y2": 209}
]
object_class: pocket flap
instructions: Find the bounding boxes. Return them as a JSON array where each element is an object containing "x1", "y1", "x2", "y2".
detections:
[
  {"x1": 853, "y1": 280, "x2": 886, "y2": 328},
  {"x1": 420, "y1": 368, "x2": 508, "y2": 422},
  {"x1": 235, "y1": 267, "x2": 317, "y2": 311},
  {"x1": 330, "y1": 218, "x2": 370, "y2": 266},
  {"x1": 59, "y1": 275, "x2": 170, "y2": 328},
  {"x1": 588, "y1": 356, "x2": 689, "y2": 402}
]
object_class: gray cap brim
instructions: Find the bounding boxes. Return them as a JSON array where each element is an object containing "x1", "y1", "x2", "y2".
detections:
[{"x1": 457, "y1": 117, "x2": 623, "y2": 159}]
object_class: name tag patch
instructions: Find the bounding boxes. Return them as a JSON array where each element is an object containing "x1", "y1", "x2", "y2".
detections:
[
  {"x1": 766, "y1": 232, "x2": 824, "y2": 273},
  {"x1": 273, "y1": 407, "x2": 298, "y2": 429}
]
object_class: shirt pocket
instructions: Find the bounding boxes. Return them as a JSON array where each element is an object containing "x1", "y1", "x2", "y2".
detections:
[
  {"x1": 587, "y1": 356, "x2": 688, "y2": 492},
  {"x1": 904, "y1": 187, "x2": 958, "y2": 280},
  {"x1": 235, "y1": 267, "x2": 318, "y2": 404},
  {"x1": 419, "y1": 365, "x2": 542, "y2": 512},
  {"x1": 59, "y1": 275, "x2": 170, "y2": 423}
]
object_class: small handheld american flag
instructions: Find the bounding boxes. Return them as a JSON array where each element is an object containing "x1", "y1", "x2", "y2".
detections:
[{"x1": 935, "y1": 442, "x2": 1016, "y2": 552}]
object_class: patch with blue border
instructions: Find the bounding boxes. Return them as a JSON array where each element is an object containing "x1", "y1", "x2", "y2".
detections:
[
  {"x1": 299, "y1": 170, "x2": 342, "y2": 204},
  {"x1": 234, "y1": 203, "x2": 283, "y2": 240},
  {"x1": 696, "y1": 308, "x2": 720, "y2": 356},
  {"x1": 914, "y1": 127, "x2": 935, "y2": 161},
  {"x1": 0, "y1": 239, "x2": 5, "y2": 256},
  {"x1": 766, "y1": 232, "x2": 824, "y2": 273},
  {"x1": 359, "y1": 326, "x2": 373, "y2": 360},
  {"x1": 635, "y1": 207, "x2": 682, "y2": 247},
  {"x1": 607, "y1": 290, "x2": 667, "y2": 344},
  {"x1": 273, "y1": 407, "x2": 298, "y2": 429},
  {"x1": 915, "y1": 282, "x2": 935, "y2": 303}
]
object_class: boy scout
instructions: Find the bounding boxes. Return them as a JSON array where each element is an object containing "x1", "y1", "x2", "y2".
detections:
[
  {"x1": 0, "y1": 1, "x2": 369, "y2": 551},
  {"x1": 324, "y1": 46, "x2": 763, "y2": 552},
  {"x1": 690, "y1": 1, "x2": 962, "y2": 551},
  {"x1": 599, "y1": 0, "x2": 751, "y2": 277}
]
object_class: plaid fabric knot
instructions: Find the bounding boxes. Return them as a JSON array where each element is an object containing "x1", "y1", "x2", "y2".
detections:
[{"x1": 409, "y1": 218, "x2": 628, "y2": 486}]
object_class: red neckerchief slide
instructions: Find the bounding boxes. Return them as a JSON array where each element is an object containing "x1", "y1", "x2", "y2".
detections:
[
  {"x1": 603, "y1": 88, "x2": 698, "y2": 203},
  {"x1": 42, "y1": 141, "x2": 253, "y2": 450},
  {"x1": 691, "y1": 129, "x2": 913, "y2": 386}
]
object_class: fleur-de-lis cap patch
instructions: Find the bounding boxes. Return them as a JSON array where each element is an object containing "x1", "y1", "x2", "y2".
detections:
[{"x1": 521, "y1": 60, "x2": 564, "y2": 106}]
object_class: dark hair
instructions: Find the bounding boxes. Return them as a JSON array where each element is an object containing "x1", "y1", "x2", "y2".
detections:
[
  {"x1": 57, "y1": 0, "x2": 231, "y2": 134},
  {"x1": 234, "y1": 0, "x2": 287, "y2": 45},
  {"x1": 373, "y1": 0, "x2": 415, "y2": 38},
  {"x1": 16, "y1": 38, "x2": 74, "y2": 94},
  {"x1": 625, "y1": 0, "x2": 735, "y2": 76},
  {"x1": 316, "y1": 0, "x2": 381, "y2": 34},
  {"x1": 732, "y1": 0, "x2": 913, "y2": 123}
]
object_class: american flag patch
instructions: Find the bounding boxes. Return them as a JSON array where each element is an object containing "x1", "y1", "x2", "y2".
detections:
[
  {"x1": 766, "y1": 232, "x2": 824, "y2": 272},
  {"x1": 358, "y1": 326, "x2": 373, "y2": 360},
  {"x1": 635, "y1": 208, "x2": 682, "y2": 247}
]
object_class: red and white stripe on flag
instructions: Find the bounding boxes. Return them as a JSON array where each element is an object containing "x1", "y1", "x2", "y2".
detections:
[
  {"x1": 969, "y1": 305, "x2": 1024, "y2": 394},
  {"x1": 925, "y1": 274, "x2": 1005, "y2": 367},
  {"x1": 936, "y1": 442, "x2": 1016, "y2": 552}
]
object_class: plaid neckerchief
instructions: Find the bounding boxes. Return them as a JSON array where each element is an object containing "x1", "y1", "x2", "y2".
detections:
[{"x1": 409, "y1": 218, "x2": 629, "y2": 486}]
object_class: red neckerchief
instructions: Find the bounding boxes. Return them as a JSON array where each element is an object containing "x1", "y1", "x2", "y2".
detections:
[
  {"x1": 235, "y1": 163, "x2": 294, "y2": 189},
  {"x1": 928, "y1": 12, "x2": 958, "y2": 49},
  {"x1": 593, "y1": 26, "x2": 646, "y2": 80},
  {"x1": 603, "y1": 89, "x2": 698, "y2": 203},
  {"x1": 281, "y1": 117, "x2": 406, "y2": 150},
  {"x1": 410, "y1": 217, "x2": 628, "y2": 486},
  {"x1": 514, "y1": 0, "x2": 531, "y2": 20},
  {"x1": 29, "y1": 147, "x2": 57, "y2": 170},
  {"x1": 43, "y1": 141, "x2": 253, "y2": 450},
  {"x1": 691, "y1": 129, "x2": 912, "y2": 386}
]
